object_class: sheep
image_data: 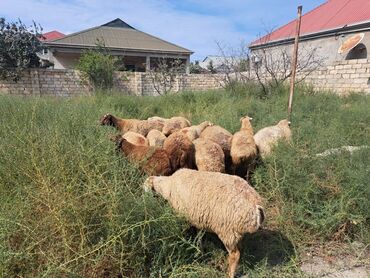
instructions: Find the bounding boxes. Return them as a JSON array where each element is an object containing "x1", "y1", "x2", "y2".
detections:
[
  {"x1": 143, "y1": 169, "x2": 265, "y2": 278},
  {"x1": 230, "y1": 116, "x2": 257, "y2": 179},
  {"x1": 146, "y1": 129, "x2": 166, "y2": 148},
  {"x1": 121, "y1": 131, "x2": 149, "y2": 146},
  {"x1": 114, "y1": 136, "x2": 172, "y2": 176},
  {"x1": 199, "y1": 125, "x2": 233, "y2": 171},
  {"x1": 163, "y1": 131, "x2": 195, "y2": 171},
  {"x1": 162, "y1": 116, "x2": 191, "y2": 136},
  {"x1": 193, "y1": 138, "x2": 225, "y2": 173},
  {"x1": 147, "y1": 116, "x2": 166, "y2": 131},
  {"x1": 180, "y1": 121, "x2": 213, "y2": 141},
  {"x1": 253, "y1": 119, "x2": 292, "y2": 159},
  {"x1": 100, "y1": 113, "x2": 162, "y2": 136}
]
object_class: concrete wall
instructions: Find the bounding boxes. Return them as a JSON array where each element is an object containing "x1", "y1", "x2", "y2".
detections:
[{"x1": 250, "y1": 31, "x2": 370, "y2": 68}]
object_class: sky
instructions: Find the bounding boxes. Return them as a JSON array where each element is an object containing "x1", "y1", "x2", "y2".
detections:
[{"x1": 0, "y1": 0, "x2": 326, "y2": 61}]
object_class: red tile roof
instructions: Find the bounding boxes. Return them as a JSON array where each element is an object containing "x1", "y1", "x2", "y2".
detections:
[
  {"x1": 40, "y1": 31, "x2": 65, "y2": 41},
  {"x1": 250, "y1": 0, "x2": 370, "y2": 47}
]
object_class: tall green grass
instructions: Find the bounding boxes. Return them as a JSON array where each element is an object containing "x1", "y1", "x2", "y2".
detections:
[{"x1": 0, "y1": 88, "x2": 369, "y2": 277}]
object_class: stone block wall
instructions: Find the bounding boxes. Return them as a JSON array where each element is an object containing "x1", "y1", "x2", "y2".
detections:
[
  {"x1": 0, "y1": 61, "x2": 369, "y2": 97},
  {"x1": 303, "y1": 59, "x2": 370, "y2": 95}
]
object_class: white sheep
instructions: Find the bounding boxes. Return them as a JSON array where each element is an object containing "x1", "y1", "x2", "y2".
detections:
[
  {"x1": 193, "y1": 138, "x2": 225, "y2": 173},
  {"x1": 254, "y1": 119, "x2": 292, "y2": 158},
  {"x1": 230, "y1": 116, "x2": 257, "y2": 178},
  {"x1": 146, "y1": 129, "x2": 167, "y2": 148},
  {"x1": 143, "y1": 169, "x2": 265, "y2": 278}
]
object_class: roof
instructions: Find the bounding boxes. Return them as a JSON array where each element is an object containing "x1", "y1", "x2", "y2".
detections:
[
  {"x1": 45, "y1": 18, "x2": 192, "y2": 55},
  {"x1": 250, "y1": 0, "x2": 370, "y2": 47},
  {"x1": 39, "y1": 31, "x2": 65, "y2": 41}
]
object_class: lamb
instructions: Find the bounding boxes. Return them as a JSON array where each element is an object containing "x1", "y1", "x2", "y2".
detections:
[
  {"x1": 143, "y1": 169, "x2": 265, "y2": 278},
  {"x1": 253, "y1": 119, "x2": 292, "y2": 159},
  {"x1": 100, "y1": 113, "x2": 161, "y2": 136},
  {"x1": 162, "y1": 116, "x2": 191, "y2": 136},
  {"x1": 193, "y1": 138, "x2": 225, "y2": 173},
  {"x1": 180, "y1": 121, "x2": 213, "y2": 141},
  {"x1": 230, "y1": 116, "x2": 257, "y2": 178},
  {"x1": 114, "y1": 137, "x2": 172, "y2": 176},
  {"x1": 163, "y1": 131, "x2": 195, "y2": 170},
  {"x1": 146, "y1": 129, "x2": 167, "y2": 148}
]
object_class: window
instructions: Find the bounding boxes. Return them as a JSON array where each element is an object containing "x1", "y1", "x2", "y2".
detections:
[{"x1": 345, "y1": 43, "x2": 367, "y2": 60}]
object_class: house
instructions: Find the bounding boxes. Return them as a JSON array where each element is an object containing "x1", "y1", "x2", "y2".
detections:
[
  {"x1": 39, "y1": 31, "x2": 65, "y2": 41},
  {"x1": 42, "y1": 18, "x2": 193, "y2": 72},
  {"x1": 199, "y1": 56, "x2": 247, "y2": 73},
  {"x1": 249, "y1": 0, "x2": 370, "y2": 66}
]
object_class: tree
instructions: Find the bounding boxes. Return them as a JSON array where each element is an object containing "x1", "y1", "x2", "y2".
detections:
[
  {"x1": 189, "y1": 60, "x2": 203, "y2": 74},
  {"x1": 76, "y1": 42, "x2": 119, "y2": 90},
  {"x1": 207, "y1": 60, "x2": 217, "y2": 74},
  {"x1": 147, "y1": 58, "x2": 185, "y2": 95},
  {"x1": 0, "y1": 18, "x2": 44, "y2": 81}
]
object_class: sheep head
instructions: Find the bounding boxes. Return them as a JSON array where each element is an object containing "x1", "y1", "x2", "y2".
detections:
[
  {"x1": 100, "y1": 113, "x2": 114, "y2": 126},
  {"x1": 277, "y1": 119, "x2": 291, "y2": 127},
  {"x1": 239, "y1": 115, "x2": 253, "y2": 130}
]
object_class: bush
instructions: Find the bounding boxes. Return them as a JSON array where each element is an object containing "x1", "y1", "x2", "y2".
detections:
[
  {"x1": 76, "y1": 45, "x2": 118, "y2": 90},
  {"x1": 0, "y1": 89, "x2": 369, "y2": 277}
]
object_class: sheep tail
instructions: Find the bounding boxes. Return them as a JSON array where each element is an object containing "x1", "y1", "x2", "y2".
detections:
[{"x1": 256, "y1": 205, "x2": 265, "y2": 229}]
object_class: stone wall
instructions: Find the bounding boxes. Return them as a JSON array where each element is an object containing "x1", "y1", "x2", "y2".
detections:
[
  {"x1": 303, "y1": 59, "x2": 370, "y2": 95},
  {"x1": 0, "y1": 69, "x2": 90, "y2": 97},
  {"x1": 1, "y1": 61, "x2": 369, "y2": 96}
]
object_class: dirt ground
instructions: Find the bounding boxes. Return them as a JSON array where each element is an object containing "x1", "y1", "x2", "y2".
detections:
[{"x1": 300, "y1": 241, "x2": 370, "y2": 277}]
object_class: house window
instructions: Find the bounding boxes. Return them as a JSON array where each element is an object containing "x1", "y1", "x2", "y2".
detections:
[{"x1": 345, "y1": 43, "x2": 367, "y2": 60}]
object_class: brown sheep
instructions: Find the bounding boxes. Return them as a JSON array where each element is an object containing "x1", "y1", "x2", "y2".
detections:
[
  {"x1": 114, "y1": 137, "x2": 172, "y2": 176},
  {"x1": 180, "y1": 121, "x2": 213, "y2": 141},
  {"x1": 193, "y1": 138, "x2": 225, "y2": 173},
  {"x1": 230, "y1": 116, "x2": 257, "y2": 179},
  {"x1": 100, "y1": 113, "x2": 161, "y2": 136},
  {"x1": 122, "y1": 131, "x2": 149, "y2": 146},
  {"x1": 162, "y1": 116, "x2": 191, "y2": 136},
  {"x1": 200, "y1": 125, "x2": 233, "y2": 171},
  {"x1": 163, "y1": 131, "x2": 195, "y2": 171},
  {"x1": 143, "y1": 169, "x2": 265, "y2": 278},
  {"x1": 254, "y1": 119, "x2": 292, "y2": 159},
  {"x1": 146, "y1": 129, "x2": 167, "y2": 148}
]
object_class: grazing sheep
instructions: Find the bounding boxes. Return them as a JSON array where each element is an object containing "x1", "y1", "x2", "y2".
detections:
[
  {"x1": 114, "y1": 137, "x2": 172, "y2": 176},
  {"x1": 100, "y1": 113, "x2": 161, "y2": 136},
  {"x1": 200, "y1": 125, "x2": 233, "y2": 171},
  {"x1": 162, "y1": 116, "x2": 191, "y2": 136},
  {"x1": 254, "y1": 119, "x2": 292, "y2": 159},
  {"x1": 121, "y1": 131, "x2": 149, "y2": 146},
  {"x1": 230, "y1": 116, "x2": 257, "y2": 178},
  {"x1": 193, "y1": 138, "x2": 225, "y2": 173},
  {"x1": 163, "y1": 131, "x2": 195, "y2": 170},
  {"x1": 147, "y1": 116, "x2": 166, "y2": 131},
  {"x1": 143, "y1": 169, "x2": 265, "y2": 278},
  {"x1": 146, "y1": 129, "x2": 167, "y2": 148},
  {"x1": 181, "y1": 121, "x2": 213, "y2": 141}
]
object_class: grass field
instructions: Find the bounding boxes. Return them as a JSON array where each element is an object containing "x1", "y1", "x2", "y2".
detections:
[{"x1": 0, "y1": 88, "x2": 369, "y2": 277}]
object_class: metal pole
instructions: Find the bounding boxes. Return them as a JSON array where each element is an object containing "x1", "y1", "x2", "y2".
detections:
[{"x1": 288, "y1": 6, "x2": 303, "y2": 121}]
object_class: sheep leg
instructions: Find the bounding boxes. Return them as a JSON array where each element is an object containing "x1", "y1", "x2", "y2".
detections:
[{"x1": 227, "y1": 247, "x2": 240, "y2": 278}]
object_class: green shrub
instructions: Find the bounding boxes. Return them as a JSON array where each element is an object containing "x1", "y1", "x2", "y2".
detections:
[
  {"x1": 76, "y1": 45, "x2": 118, "y2": 90},
  {"x1": 0, "y1": 89, "x2": 369, "y2": 277}
]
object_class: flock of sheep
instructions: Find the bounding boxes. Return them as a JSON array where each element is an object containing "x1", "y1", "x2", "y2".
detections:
[{"x1": 100, "y1": 113, "x2": 292, "y2": 277}]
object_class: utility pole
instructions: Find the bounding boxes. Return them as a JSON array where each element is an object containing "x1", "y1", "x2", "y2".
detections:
[{"x1": 288, "y1": 5, "x2": 303, "y2": 121}]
